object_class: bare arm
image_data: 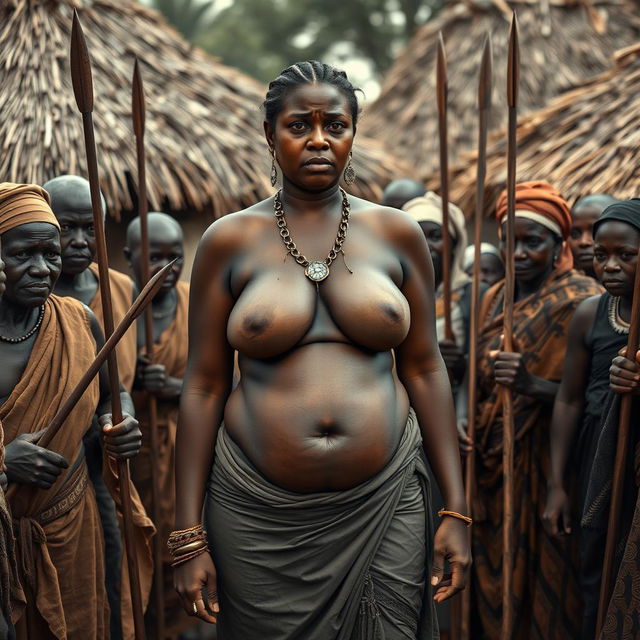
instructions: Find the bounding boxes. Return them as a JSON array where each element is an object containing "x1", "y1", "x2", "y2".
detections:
[{"x1": 393, "y1": 216, "x2": 470, "y2": 601}]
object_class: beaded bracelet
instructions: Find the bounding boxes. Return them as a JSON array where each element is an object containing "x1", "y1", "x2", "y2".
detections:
[
  {"x1": 437, "y1": 509, "x2": 473, "y2": 527},
  {"x1": 168, "y1": 524, "x2": 210, "y2": 566}
]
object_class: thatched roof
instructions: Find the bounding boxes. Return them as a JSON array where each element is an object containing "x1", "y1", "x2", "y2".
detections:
[
  {"x1": 428, "y1": 42, "x2": 640, "y2": 215},
  {"x1": 361, "y1": 0, "x2": 640, "y2": 178},
  {"x1": 0, "y1": 0, "x2": 413, "y2": 218}
]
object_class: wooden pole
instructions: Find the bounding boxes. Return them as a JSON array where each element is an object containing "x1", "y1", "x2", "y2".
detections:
[
  {"x1": 132, "y1": 58, "x2": 165, "y2": 640},
  {"x1": 460, "y1": 34, "x2": 493, "y2": 640},
  {"x1": 436, "y1": 31, "x2": 454, "y2": 342},
  {"x1": 502, "y1": 13, "x2": 519, "y2": 640},
  {"x1": 70, "y1": 10, "x2": 146, "y2": 639},
  {"x1": 595, "y1": 243, "x2": 640, "y2": 635}
]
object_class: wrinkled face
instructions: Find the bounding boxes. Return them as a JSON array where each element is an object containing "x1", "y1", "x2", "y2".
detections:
[
  {"x1": 569, "y1": 205, "x2": 601, "y2": 275},
  {"x1": 593, "y1": 221, "x2": 640, "y2": 298},
  {"x1": 1, "y1": 223, "x2": 62, "y2": 307},
  {"x1": 265, "y1": 83, "x2": 354, "y2": 191},
  {"x1": 418, "y1": 221, "x2": 456, "y2": 286},
  {"x1": 501, "y1": 218, "x2": 559, "y2": 288},
  {"x1": 57, "y1": 209, "x2": 96, "y2": 275},
  {"x1": 479, "y1": 253, "x2": 505, "y2": 287}
]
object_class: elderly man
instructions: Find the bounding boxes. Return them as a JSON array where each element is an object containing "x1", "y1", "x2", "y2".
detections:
[
  {"x1": 0, "y1": 183, "x2": 142, "y2": 639},
  {"x1": 124, "y1": 213, "x2": 191, "y2": 639}
]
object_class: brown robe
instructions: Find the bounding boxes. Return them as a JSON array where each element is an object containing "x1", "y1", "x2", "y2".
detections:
[
  {"x1": 472, "y1": 269, "x2": 602, "y2": 639},
  {"x1": 88, "y1": 263, "x2": 137, "y2": 392},
  {"x1": 131, "y1": 281, "x2": 193, "y2": 638}
]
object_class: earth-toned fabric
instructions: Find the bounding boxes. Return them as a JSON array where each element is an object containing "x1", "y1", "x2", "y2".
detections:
[
  {"x1": 130, "y1": 281, "x2": 192, "y2": 638},
  {"x1": 0, "y1": 295, "x2": 106, "y2": 639},
  {"x1": 0, "y1": 182, "x2": 59, "y2": 234},
  {"x1": 87, "y1": 263, "x2": 137, "y2": 392},
  {"x1": 206, "y1": 410, "x2": 438, "y2": 640},
  {"x1": 472, "y1": 269, "x2": 602, "y2": 639}
]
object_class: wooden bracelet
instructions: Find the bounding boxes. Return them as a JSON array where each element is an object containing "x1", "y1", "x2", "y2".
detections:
[{"x1": 438, "y1": 509, "x2": 473, "y2": 527}]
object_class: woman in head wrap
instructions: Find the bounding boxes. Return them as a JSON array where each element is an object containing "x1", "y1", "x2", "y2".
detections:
[
  {"x1": 463, "y1": 181, "x2": 602, "y2": 638},
  {"x1": 404, "y1": 192, "x2": 484, "y2": 384},
  {"x1": 0, "y1": 183, "x2": 143, "y2": 639},
  {"x1": 463, "y1": 243, "x2": 504, "y2": 287},
  {"x1": 544, "y1": 198, "x2": 640, "y2": 638}
]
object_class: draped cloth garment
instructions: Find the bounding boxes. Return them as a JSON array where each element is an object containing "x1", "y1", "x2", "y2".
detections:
[
  {"x1": 472, "y1": 269, "x2": 602, "y2": 639},
  {"x1": 205, "y1": 410, "x2": 438, "y2": 640},
  {"x1": 0, "y1": 295, "x2": 106, "y2": 639},
  {"x1": 88, "y1": 263, "x2": 137, "y2": 392},
  {"x1": 131, "y1": 281, "x2": 193, "y2": 638}
]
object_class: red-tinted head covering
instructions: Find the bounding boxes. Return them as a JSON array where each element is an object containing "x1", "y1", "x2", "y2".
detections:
[{"x1": 496, "y1": 180, "x2": 573, "y2": 272}]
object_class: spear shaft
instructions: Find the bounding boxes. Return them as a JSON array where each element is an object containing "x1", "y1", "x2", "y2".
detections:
[
  {"x1": 436, "y1": 32, "x2": 454, "y2": 342},
  {"x1": 460, "y1": 34, "x2": 493, "y2": 640},
  {"x1": 133, "y1": 58, "x2": 165, "y2": 640},
  {"x1": 71, "y1": 11, "x2": 146, "y2": 639},
  {"x1": 502, "y1": 14, "x2": 519, "y2": 639},
  {"x1": 596, "y1": 246, "x2": 640, "y2": 635}
]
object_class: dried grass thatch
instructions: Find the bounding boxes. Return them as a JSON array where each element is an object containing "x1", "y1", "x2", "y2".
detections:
[
  {"x1": 0, "y1": 0, "x2": 413, "y2": 218},
  {"x1": 428, "y1": 42, "x2": 640, "y2": 215},
  {"x1": 361, "y1": 0, "x2": 640, "y2": 178}
]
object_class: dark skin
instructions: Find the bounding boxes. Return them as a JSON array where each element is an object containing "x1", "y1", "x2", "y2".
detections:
[
  {"x1": 123, "y1": 213, "x2": 185, "y2": 399},
  {"x1": 479, "y1": 252, "x2": 505, "y2": 287},
  {"x1": 569, "y1": 205, "x2": 600, "y2": 277},
  {"x1": 381, "y1": 178, "x2": 425, "y2": 210},
  {"x1": 174, "y1": 82, "x2": 470, "y2": 624},
  {"x1": 543, "y1": 221, "x2": 640, "y2": 535},
  {"x1": 419, "y1": 220, "x2": 465, "y2": 377},
  {"x1": 0, "y1": 223, "x2": 141, "y2": 490},
  {"x1": 456, "y1": 218, "x2": 562, "y2": 452}
]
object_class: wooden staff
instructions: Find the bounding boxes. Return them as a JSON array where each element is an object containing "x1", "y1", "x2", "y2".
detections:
[
  {"x1": 596, "y1": 245, "x2": 640, "y2": 634},
  {"x1": 70, "y1": 10, "x2": 146, "y2": 639},
  {"x1": 502, "y1": 13, "x2": 520, "y2": 640},
  {"x1": 459, "y1": 34, "x2": 493, "y2": 640},
  {"x1": 436, "y1": 31, "x2": 454, "y2": 342},
  {"x1": 132, "y1": 58, "x2": 165, "y2": 639}
]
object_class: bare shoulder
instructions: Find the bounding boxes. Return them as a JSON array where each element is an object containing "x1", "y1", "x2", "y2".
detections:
[
  {"x1": 198, "y1": 198, "x2": 275, "y2": 260},
  {"x1": 571, "y1": 293, "x2": 603, "y2": 342}
]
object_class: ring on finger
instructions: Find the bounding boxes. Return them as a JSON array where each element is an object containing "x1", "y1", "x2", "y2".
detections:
[{"x1": 192, "y1": 601, "x2": 198, "y2": 615}]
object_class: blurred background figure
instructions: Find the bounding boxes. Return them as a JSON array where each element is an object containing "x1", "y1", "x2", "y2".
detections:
[
  {"x1": 463, "y1": 242, "x2": 504, "y2": 287},
  {"x1": 382, "y1": 177, "x2": 425, "y2": 209}
]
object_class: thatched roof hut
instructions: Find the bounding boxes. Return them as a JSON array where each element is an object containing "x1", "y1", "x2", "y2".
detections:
[
  {"x1": 429, "y1": 42, "x2": 640, "y2": 215},
  {"x1": 0, "y1": 0, "x2": 413, "y2": 219},
  {"x1": 361, "y1": 0, "x2": 640, "y2": 178}
]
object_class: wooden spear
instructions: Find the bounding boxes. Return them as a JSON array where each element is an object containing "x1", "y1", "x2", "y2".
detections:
[
  {"x1": 596, "y1": 244, "x2": 640, "y2": 633},
  {"x1": 70, "y1": 10, "x2": 146, "y2": 639},
  {"x1": 436, "y1": 31, "x2": 454, "y2": 342},
  {"x1": 132, "y1": 58, "x2": 165, "y2": 640},
  {"x1": 502, "y1": 14, "x2": 520, "y2": 639},
  {"x1": 459, "y1": 34, "x2": 493, "y2": 640}
]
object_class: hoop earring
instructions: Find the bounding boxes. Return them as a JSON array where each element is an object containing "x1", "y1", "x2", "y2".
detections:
[
  {"x1": 270, "y1": 148, "x2": 278, "y2": 188},
  {"x1": 344, "y1": 152, "x2": 356, "y2": 185}
]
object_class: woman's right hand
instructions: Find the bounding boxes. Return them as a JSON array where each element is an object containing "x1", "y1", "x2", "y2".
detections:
[
  {"x1": 542, "y1": 485, "x2": 572, "y2": 537},
  {"x1": 175, "y1": 552, "x2": 219, "y2": 624},
  {"x1": 4, "y1": 430, "x2": 68, "y2": 489},
  {"x1": 456, "y1": 417, "x2": 473, "y2": 456}
]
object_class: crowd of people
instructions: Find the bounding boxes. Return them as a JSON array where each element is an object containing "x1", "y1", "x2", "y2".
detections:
[{"x1": 0, "y1": 59, "x2": 638, "y2": 640}]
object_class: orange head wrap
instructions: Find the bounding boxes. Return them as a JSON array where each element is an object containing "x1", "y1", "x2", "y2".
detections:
[
  {"x1": 495, "y1": 180, "x2": 573, "y2": 272},
  {"x1": 0, "y1": 182, "x2": 60, "y2": 236}
]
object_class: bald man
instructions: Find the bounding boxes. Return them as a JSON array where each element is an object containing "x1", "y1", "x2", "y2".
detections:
[
  {"x1": 123, "y1": 213, "x2": 192, "y2": 639},
  {"x1": 43, "y1": 175, "x2": 138, "y2": 640},
  {"x1": 382, "y1": 178, "x2": 426, "y2": 209},
  {"x1": 570, "y1": 194, "x2": 618, "y2": 277}
]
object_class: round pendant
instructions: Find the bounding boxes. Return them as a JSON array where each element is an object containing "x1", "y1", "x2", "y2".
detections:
[{"x1": 305, "y1": 261, "x2": 330, "y2": 282}]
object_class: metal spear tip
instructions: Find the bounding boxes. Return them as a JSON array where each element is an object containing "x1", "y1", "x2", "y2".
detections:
[
  {"x1": 132, "y1": 57, "x2": 146, "y2": 139},
  {"x1": 478, "y1": 33, "x2": 493, "y2": 110},
  {"x1": 507, "y1": 11, "x2": 520, "y2": 108},
  {"x1": 70, "y1": 9, "x2": 94, "y2": 114},
  {"x1": 436, "y1": 31, "x2": 448, "y2": 116}
]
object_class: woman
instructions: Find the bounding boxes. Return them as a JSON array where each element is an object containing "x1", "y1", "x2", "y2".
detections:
[
  {"x1": 463, "y1": 243, "x2": 504, "y2": 287},
  {"x1": 172, "y1": 61, "x2": 469, "y2": 638},
  {"x1": 543, "y1": 199, "x2": 640, "y2": 637},
  {"x1": 464, "y1": 181, "x2": 602, "y2": 638}
]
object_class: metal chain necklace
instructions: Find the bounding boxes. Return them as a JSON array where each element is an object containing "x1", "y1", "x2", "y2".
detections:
[
  {"x1": 274, "y1": 187, "x2": 352, "y2": 283},
  {"x1": 0, "y1": 306, "x2": 45, "y2": 343}
]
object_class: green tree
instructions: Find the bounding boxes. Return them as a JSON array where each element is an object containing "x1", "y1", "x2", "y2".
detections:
[{"x1": 151, "y1": 0, "x2": 215, "y2": 41}]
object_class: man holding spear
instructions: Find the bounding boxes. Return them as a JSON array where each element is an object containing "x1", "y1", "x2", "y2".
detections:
[{"x1": 0, "y1": 182, "x2": 142, "y2": 639}]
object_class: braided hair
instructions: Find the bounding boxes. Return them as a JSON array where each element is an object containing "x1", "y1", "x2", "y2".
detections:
[{"x1": 263, "y1": 61, "x2": 360, "y2": 130}]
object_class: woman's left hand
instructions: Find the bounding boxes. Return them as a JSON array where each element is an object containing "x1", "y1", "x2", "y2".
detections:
[
  {"x1": 431, "y1": 516, "x2": 471, "y2": 603},
  {"x1": 98, "y1": 413, "x2": 142, "y2": 460}
]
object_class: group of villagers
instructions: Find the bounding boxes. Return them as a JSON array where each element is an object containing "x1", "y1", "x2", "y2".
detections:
[{"x1": 0, "y1": 57, "x2": 638, "y2": 640}]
